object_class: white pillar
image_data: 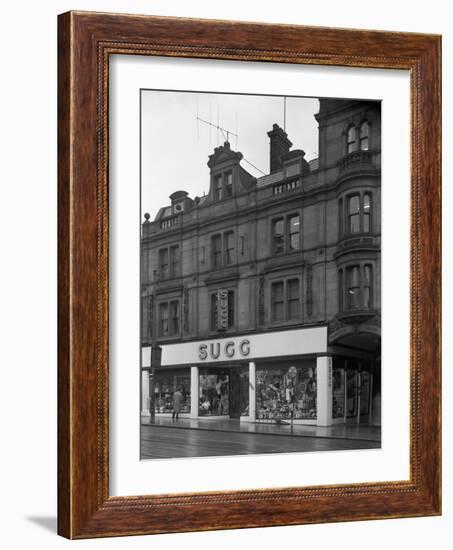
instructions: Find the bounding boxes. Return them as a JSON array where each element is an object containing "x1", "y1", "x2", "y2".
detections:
[
  {"x1": 249, "y1": 361, "x2": 256, "y2": 422},
  {"x1": 141, "y1": 370, "x2": 150, "y2": 416},
  {"x1": 316, "y1": 356, "x2": 333, "y2": 426},
  {"x1": 190, "y1": 366, "x2": 199, "y2": 418}
]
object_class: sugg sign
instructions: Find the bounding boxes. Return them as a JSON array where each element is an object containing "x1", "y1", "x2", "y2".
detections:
[{"x1": 198, "y1": 339, "x2": 251, "y2": 361}]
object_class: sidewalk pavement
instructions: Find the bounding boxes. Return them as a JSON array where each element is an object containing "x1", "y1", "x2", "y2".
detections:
[{"x1": 141, "y1": 415, "x2": 381, "y2": 442}]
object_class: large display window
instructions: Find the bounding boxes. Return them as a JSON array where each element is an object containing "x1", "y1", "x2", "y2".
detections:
[
  {"x1": 153, "y1": 371, "x2": 191, "y2": 413},
  {"x1": 346, "y1": 370, "x2": 358, "y2": 417},
  {"x1": 239, "y1": 367, "x2": 249, "y2": 416},
  {"x1": 360, "y1": 371, "x2": 371, "y2": 416},
  {"x1": 256, "y1": 361, "x2": 317, "y2": 421},
  {"x1": 332, "y1": 367, "x2": 346, "y2": 418}
]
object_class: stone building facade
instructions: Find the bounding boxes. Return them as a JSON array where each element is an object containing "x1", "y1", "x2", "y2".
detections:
[{"x1": 141, "y1": 98, "x2": 381, "y2": 426}]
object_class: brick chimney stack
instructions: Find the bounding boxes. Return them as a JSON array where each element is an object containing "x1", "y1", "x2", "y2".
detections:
[{"x1": 267, "y1": 124, "x2": 292, "y2": 173}]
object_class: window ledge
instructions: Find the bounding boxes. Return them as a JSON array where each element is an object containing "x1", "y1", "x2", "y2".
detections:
[
  {"x1": 337, "y1": 309, "x2": 377, "y2": 325},
  {"x1": 338, "y1": 150, "x2": 374, "y2": 173}
]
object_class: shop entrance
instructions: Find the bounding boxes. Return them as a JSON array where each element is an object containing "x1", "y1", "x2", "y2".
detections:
[
  {"x1": 199, "y1": 365, "x2": 248, "y2": 419},
  {"x1": 228, "y1": 367, "x2": 242, "y2": 418}
]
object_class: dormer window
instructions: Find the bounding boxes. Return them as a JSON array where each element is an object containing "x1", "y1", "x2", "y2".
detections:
[{"x1": 213, "y1": 171, "x2": 234, "y2": 201}]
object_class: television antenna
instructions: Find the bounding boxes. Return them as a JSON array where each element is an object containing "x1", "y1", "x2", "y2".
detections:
[
  {"x1": 196, "y1": 115, "x2": 238, "y2": 145},
  {"x1": 196, "y1": 113, "x2": 266, "y2": 176}
]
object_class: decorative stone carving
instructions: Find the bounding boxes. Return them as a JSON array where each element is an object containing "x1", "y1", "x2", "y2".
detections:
[
  {"x1": 306, "y1": 264, "x2": 313, "y2": 317},
  {"x1": 183, "y1": 286, "x2": 190, "y2": 332},
  {"x1": 258, "y1": 276, "x2": 265, "y2": 325}
]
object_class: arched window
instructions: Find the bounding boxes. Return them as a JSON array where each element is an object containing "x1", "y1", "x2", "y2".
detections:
[
  {"x1": 359, "y1": 121, "x2": 369, "y2": 151},
  {"x1": 346, "y1": 125, "x2": 357, "y2": 154}
]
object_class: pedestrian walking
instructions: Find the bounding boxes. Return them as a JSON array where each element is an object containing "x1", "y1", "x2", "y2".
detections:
[{"x1": 172, "y1": 387, "x2": 183, "y2": 421}]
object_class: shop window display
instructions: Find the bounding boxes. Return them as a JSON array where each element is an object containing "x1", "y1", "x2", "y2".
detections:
[
  {"x1": 332, "y1": 368, "x2": 345, "y2": 418},
  {"x1": 360, "y1": 371, "x2": 371, "y2": 415},
  {"x1": 256, "y1": 364, "x2": 317, "y2": 421},
  {"x1": 346, "y1": 370, "x2": 358, "y2": 417},
  {"x1": 240, "y1": 367, "x2": 249, "y2": 416},
  {"x1": 154, "y1": 374, "x2": 191, "y2": 413},
  {"x1": 199, "y1": 373, "x2": 229, "y2": 416}
]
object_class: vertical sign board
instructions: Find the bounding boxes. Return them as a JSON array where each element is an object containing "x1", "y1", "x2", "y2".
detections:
[{"x1": 216, "y1": 289, "x2": 228, "y2": 330}]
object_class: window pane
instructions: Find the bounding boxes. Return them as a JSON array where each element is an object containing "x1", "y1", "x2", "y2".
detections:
[
  {"x1": 170, "y1": 301, "x2": 180, "y2": 335},
  {"x1": 348, "y1": 195, "x2": 360, "y2": 234},
  {"x1": 212, "y1": 235, "x2": 222, "y2": 267},
  {"x1": 159, "y1": 248, "x2": 169, "y2": 278},
  {"x1": 347, "y1": 266, "x2": 361, "y2": 309},
  {"x1": 225, "y1": 231, "x2": 234, "y2": 264},
  {"x1": 271, "y1": 282, "x2": 284, "y2": 321},
  {"x1": 287, "y1": 279, "x2": 300, "y2": 319},
  {"x1": 225, "y1": 172, "x2": 233, "y2": 197},
  {"x1": 349, "y1": 195, "x2": 360, "y2": 214},
  {"x1": 347, "y1": 126, "x2": 357, "y2": 153},
  {"x1": 214, "y1": 175, "x2": 222, "y2": 200},
  {"x1": 363, "y1": 193, "x2": 371, "y2": 232},
  {"x1": 338, "y1": 270, "x2": 343, "y2": 312},
  {"x1": 360, "y1": 122, "x2": 369, "y2": 138},
  {"x1": 338, "y1": 199, "x2": 343, "y2": 238},
  {"x1": 159, "y1": 303, "x2": 169, "y2": 336},
  {"x1": 273, "y1": 219, "x2": 285, "y2": 254},
  {"x1": 363, "y1": 265, "x2": 372, "y2": 308},
  {"x1": 289, "y1": 215, "x2": 300, "y2": 250},
  {"x1": 350, "y1": 214, "x2": 360, "y2": 233},
  {"x1": 170, "y1": 245, "x2": 179, "y2": 276},
  {"x1": 360, "y1": 122, "x2": 369, "y2": 150}
]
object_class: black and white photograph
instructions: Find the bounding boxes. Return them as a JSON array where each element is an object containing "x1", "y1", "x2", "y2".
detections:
[{"x1": 140, "y1": 90, "x2": 381, "y2": 460}]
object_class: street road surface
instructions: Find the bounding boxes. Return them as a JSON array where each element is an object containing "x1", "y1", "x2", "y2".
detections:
[{"x1": 140, "y1": 425, "x2": 380, "y2": 459}]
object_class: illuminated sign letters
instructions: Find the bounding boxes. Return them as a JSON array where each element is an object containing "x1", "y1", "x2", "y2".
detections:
[
  {"x1": 216, "y1": 289, "x2": 229, "y2": 330},
  {"x1": 198, "y1": 339, "x2": 251, "y2": 361}
]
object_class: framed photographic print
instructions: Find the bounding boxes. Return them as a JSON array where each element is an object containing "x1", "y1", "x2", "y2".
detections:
[{"x1": 58, "y1": 11, "x2": 441, "y2": 538}]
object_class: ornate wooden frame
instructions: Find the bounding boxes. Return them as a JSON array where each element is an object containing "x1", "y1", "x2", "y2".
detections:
[{"x1": 58, "y1": 11, "x2": 441, "y2": 539}]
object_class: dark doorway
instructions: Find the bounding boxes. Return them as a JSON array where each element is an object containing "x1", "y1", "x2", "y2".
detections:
[{"x1": 229, "y1": 367, "x2": 241, "y2": 418}]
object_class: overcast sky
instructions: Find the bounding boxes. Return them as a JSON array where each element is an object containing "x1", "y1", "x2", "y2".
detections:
[{"x1": 141, "y1": 90, "x2": 319, "y2": 219}]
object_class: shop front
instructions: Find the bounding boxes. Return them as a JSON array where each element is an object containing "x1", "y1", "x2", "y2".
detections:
[
  {"x1": 141, "y1": 328, "x2": 377, "y2": 426},
  {"x1": 331, "y1": 356, "x2": 377, "y2": 425},
  {"x1": 142, "y1": 326, "x2": 345, "y2": 426}
]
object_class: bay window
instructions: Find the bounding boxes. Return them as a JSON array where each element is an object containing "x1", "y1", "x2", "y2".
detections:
[{"x1": 338, "y1": 264, "x2": 374, "y2": 312}]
